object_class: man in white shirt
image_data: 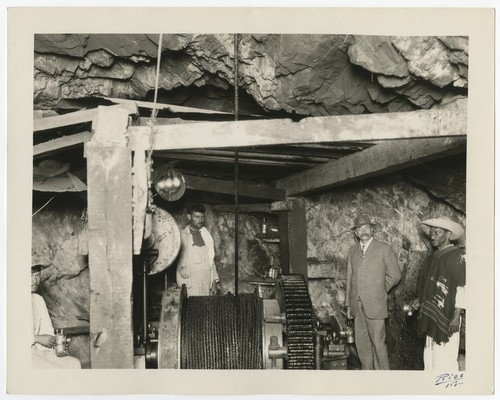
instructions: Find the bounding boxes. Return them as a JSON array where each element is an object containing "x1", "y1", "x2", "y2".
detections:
[
  {"x1": 31, "y1": 253, "x2": 81, "y2": 369},
  {"x1": 176, "y1": 204, "x2": 220, "y2": 296}
]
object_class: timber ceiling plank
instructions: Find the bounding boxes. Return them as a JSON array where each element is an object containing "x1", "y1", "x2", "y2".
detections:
[
  {"x1": 157, "y1": 148, "x2": 328, "y2": 164},
  {"x1": 33, "y1": 131, "x2": 92, "y2": 157},
  {"x1": 34, "y1": 103, "x2": 137, "y2": 132},
  {"x1": 155, "y1": 152, "x2": 317, "y2": 168},
  {"x1": 212, "y1": 204, "x2": 273, "y2": 213},
  {"x1": 101, "y1": 96, "x2": 263, "y2": 117},
  {"x1": 127, "y1": 106, "x2": 467, "y2": 151},
  {"x1": 184, "y1": 175, "x2": 285, "y2": 201},
  {"x1": 275, "y1": 137, "x2": 467, "y2": 196}
]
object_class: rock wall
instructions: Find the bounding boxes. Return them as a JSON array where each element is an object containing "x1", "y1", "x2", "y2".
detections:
[
  {"x1": 305, "y1": 155, "x2": 466, "y2": 370},
  {"x1": 34, "y1": 34, "x2": 467, "y2": 117},
  {"x1": 32, "y1": 194, "x2": 90, "y2": 368}
]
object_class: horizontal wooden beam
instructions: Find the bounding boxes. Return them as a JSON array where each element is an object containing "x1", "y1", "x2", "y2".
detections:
[
  {"x1": 34, "y1": 103, "x2": 137, "y2": 132},
  {"x1": 34, "y1": 109, "x2": 97, "y2": 132},
  {"x1": 184, "y1": 175, "x2": 285, "y2": 200},
  {"x1": 127, "y1": 106, "x2": 467, "y2": 151},
  {"x1": 212, "y1": 204, "x2": 273, "y2": 213},
  {"x1": 102, "y1": 96, "x2": 262, "y2": 117},
  {"x1": 155, "y1": 152, "x2": 317, "y2": 168},
  {"x1": 276, "y1": 137, "x2": 467, "y2": 196},
  {"x1": 160, "y1": 148, "x2": 330, "y2": 163},
  {"x1": 33, "y1": 131, "x2": 92, "y2": 157},
  {"x1": 241, "y1": 144, "x2": 367, "y2": 159}
]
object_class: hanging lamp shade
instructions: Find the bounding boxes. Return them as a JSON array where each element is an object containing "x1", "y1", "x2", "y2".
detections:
[{"x1": 153, "y1": 163, "x2": 186, "y2": 201}]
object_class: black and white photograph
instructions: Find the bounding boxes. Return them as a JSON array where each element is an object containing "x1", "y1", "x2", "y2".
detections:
[{"x1": 6, "y1": 6, "x2": 495, "y2": 396}]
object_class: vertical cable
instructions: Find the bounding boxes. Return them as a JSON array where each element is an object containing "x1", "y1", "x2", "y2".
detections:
[
  {"x1": 151, "y1": 33, "x2": 163, "y2": 119},
  {"x1": 233, "y1": 33, "x2": 240, "y2": 295}
]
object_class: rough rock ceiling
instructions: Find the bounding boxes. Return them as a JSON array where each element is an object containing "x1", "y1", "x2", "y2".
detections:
[
  {"x1": 33, "y1": 34, "x2": 468, "y2": 199},
  {"x1": 34, "y1": 34, "x2": 468, "y2": 116}
]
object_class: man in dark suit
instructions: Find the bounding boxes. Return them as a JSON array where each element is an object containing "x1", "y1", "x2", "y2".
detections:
[{"x1": 345, "y1": 214, "x2": 401, "y2": 370}]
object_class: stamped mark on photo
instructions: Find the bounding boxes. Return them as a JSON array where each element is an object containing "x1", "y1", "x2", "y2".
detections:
[{"x1": 435, "y1": 372, "x2": 464, "y2": 388}]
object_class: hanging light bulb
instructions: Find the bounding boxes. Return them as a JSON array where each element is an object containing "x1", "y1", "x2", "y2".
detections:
[
  {"x1": 154, "y1": 164, "x2": 186, "y2": 201},
  {"x1": 157, "y1": 180, "x2": 166, "y2": 190},
  {"x1": 165, "y1": 178, "x2": 174, "y2": 189}
]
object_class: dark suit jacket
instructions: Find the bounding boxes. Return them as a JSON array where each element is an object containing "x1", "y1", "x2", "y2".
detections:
[{"x1": 345, "y1": 239, "x2": 401, "y2": 319}]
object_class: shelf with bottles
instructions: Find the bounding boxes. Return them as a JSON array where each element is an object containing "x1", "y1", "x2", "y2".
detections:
[{"x1": 256, "y1": 217, "x2": 280, "y2": 242}]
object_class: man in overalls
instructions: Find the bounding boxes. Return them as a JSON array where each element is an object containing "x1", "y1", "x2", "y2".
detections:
[{"x1": 176, "y1": 203, "x2": 220, "y2": 296}]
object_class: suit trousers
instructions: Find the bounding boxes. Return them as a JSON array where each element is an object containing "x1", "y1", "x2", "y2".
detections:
[{"x1": 354, "y1": 299, "x2": 390, "y2": 370}]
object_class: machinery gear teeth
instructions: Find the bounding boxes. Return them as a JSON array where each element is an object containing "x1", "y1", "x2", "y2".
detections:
[{"x1": 277, "y1": 274, "x2": 316, "y2": 369}]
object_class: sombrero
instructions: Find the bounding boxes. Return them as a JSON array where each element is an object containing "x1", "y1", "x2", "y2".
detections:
[{"x1": 420, "y1": 217, "x2": 464, "y2": 241}]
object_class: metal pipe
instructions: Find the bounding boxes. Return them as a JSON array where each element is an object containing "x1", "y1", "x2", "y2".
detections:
[{"x1": 314, "y1": 333, "x2": 323, "y2": 370}]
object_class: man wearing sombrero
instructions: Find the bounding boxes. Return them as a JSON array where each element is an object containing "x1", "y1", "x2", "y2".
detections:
[
  {"x1": 31, "y1": 247, "x2": 81, "y2": 369},
  {"x1": 411, "y1": 217, "x2": 465, "y2": 371},
  {"x1": 345, "y1": 214, "x2": 401, "y2": 370}
]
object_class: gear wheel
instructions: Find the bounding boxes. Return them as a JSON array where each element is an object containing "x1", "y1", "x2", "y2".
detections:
[{"x1": 276, "y1": 274, "x2": 316, "y2": 369}]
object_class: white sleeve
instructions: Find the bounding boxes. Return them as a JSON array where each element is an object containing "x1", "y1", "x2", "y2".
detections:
[
  {"x1": 455, "y1": 286, "x2": 465, "y2": 310},
  {"x1": 202, "y1": 229, "x2": 218, "y2": 282},
  {"x1": 33, "y1": 294, "x2": 55, "y2": 335}
]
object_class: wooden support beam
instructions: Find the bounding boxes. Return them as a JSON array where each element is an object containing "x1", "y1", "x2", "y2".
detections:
[
  {"x1": 184, "y1": 175, "x2": 286, "y2": 200},
  {"x1": 34, "y1": 109, "x2": 98, "y2": 132},
  {"x1": 212, "y1": 204, "x2": 273, "y2": 213},
  {"x1": 33, "y1": 131, "x2": 92, "y2": 157},
  {"x1": 156, "y1": 152, "x2": 317, "y2": 168},
  {"x1": 132, "y1": 134, "x2": 151, "y2": 255},
  {"x1": 276, "y1": 137, "x2": 467, "y2": 196},
  {"x1": 127, "y1": 106, "x2": 466, "y2": 151},
  {"x1": 286, "y1": 198, "x2": 307, "y2": 279},
  {"x1": 278, "y1": 211, "x2": 290, "y2": 274},
  {"x1": 102, "y1": 96, "x2": 263, "y2": 117},
  {"x1": 270, "y1": 199, "x2": 294, "y2": 212},
  {"x1": 160, "y1": 148, "x2": 329, "y2": 163},
  {"x1": 34, "y1": 103, "x2": 137, "y2": 132},
  {"x1": 86, "y1": 106, "x2": 134, "y2": 368}
]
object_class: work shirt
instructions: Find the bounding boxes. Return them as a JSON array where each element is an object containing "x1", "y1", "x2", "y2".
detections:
[{"x1": 176, "y1": 226, "x2": 219, "y2": 296}]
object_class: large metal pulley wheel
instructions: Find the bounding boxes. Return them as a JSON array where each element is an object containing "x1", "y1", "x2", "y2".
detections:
[
  {"x1": 155, "y1": 274, "x2": 316, "y2": 369},
  {"x1": 149, "y1": 207, "x2": 181, "y2": 275}
]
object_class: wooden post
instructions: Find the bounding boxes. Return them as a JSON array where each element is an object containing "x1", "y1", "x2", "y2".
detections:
[
  {"x1": 278, "y1": 211, "x2": 290, "y2": 275},
  {"x1": 272, "y1": 199, "x2": 307, "y2": 279},
  {"x1": 85, "y1": 105, "x2": 134, "y2": 368},
  {"x1": 287, "y1": 198, "x2": 308, "y2": 280}
]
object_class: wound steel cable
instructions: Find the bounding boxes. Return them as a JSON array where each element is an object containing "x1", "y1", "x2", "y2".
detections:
[{"x1": 180, "y1": 293, "x2": 262, "y2": 369}]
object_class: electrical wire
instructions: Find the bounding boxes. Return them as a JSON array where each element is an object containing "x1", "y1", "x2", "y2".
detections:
[
  {"x1": 151, "y1": 33, "x2": 164, "y2": 120},
  {"x1": 32, "y1": 195, "x2": 56, "y2": 217}
]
